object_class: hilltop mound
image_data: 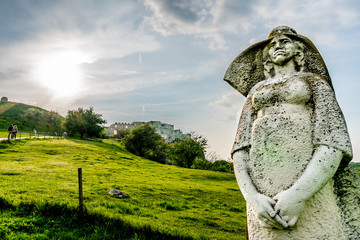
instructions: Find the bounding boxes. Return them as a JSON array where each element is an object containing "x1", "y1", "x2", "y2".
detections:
[{"x1": 0, "y1": 101, "x2": 63, "y2": 132}]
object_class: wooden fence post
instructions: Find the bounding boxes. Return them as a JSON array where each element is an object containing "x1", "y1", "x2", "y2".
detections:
[{"x1": 78, "y1": 168, "x2": 84, "y2": 210}]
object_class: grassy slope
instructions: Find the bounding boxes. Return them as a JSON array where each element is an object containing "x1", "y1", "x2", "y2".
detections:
[
  {"x1": 0, "y1": 139, "x2": 247, "y2": 240},
  {"x1": 0, "y1": 101, "x2": 63, "y2": 132}
]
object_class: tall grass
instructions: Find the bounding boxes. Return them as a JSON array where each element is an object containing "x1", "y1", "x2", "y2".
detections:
[{"x1": 0, "y1": 138, "x2": 247, "y2": 239}]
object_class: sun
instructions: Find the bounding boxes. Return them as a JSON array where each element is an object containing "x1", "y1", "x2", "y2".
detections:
[{"x1": 34, "y1": 51, "x2": 91, "y2": 98}]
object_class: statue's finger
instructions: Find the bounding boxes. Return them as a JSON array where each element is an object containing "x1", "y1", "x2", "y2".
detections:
[
  {"x1": 267, "y1": 197, "x2": 276, "y2": 206},
  {"x1": 264, "y1": 204, "x2": 276, "y2": 217},
  {"x1": 269, "y1": 210, "x2": 276, "y2": 218},
  {"x1": 260, "y1": 213, "x2": 283, "y2": 229},
  {"x1": 287, "y1": 216, "x2": 298, "y2": 227},
  {"x1": 259, "y1": 219, "x2": 272, "y2": 228},
  {"x1": 274, "y1": 203, "x2": 280, "y2": 212},
  {"x1": 259, "y1": 217, "x2": 282, "y2": 229},
  {"x1": 281, "y1": 215, "x2": 289, "y2": 222},
  {"x1": 274, "y1": 214, "x2": 288, "y2": 228}
]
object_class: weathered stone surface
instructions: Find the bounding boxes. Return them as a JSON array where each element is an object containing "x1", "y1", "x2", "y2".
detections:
[
  {"x1": 225, "y1": 26, "x2": 359, "y2": 239},
  {"x1": 334, "y1": 165, "x2": 360, "y2": 238},
  {"x1": 107, "y1": 189, "x2": 129, "y2": 198}
]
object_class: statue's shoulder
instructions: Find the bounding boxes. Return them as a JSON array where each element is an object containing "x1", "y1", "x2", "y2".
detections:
[
  {"x1": 297, "y1": 71, "x2": 323, "y2": 79},
  {"x1": 296, "y1": 72, "x2": 333, "y2": 89},
  {"x1": 248, "y1": 79, "x2": 267, "y2": 96}
]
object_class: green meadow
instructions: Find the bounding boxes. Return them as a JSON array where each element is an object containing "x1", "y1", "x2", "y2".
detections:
[
  {"x1": 0, "y1": 130, "x2": 8, "y2": 138},
  {"x1": 0, "y1": 138, "x2": 247, "y2": 239},
  {"x1": 0, "y1": 130, "x2": 36, "y2": 139}
]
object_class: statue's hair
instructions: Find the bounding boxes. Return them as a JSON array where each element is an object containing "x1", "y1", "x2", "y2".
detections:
[{"x1": 262, "y1": 37, "x2": 305, "y2": 79}]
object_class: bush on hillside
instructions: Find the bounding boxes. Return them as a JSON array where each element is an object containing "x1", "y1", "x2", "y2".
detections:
[
  {"x1": 191, "y1": 158, "x2": 233, "y2": 173},
  {"x1": 123, "y1": 124, "x2": 167, "y2": 163},
  {"x1": 62, "y1": 107, "x2": 106, "y2": 139},
  {"x1": 114, "y1": 128, "x2": 131, "y2": 139},
  {"x1": 121, "y1": 125, "x2": 233, "y2": 172},
  {"x1": 168, "y1": 138, "x2": 205, "y2": 168},
  {"x1": 211, "y1": 160, "x2": 234, "y2": 173},
  {"x1": 191, "y1": 157, "x2": 212, "y2": 170},
  {"x1": 143, "y1": 140, "x2": 168, "y2": 164}
]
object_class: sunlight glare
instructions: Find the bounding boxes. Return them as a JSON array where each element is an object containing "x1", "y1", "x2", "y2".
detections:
[{"x1": 34, "y1": 51, "x2": 91, "y2": 98}]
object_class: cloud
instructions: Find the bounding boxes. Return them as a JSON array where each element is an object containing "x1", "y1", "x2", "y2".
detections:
[
  {"x1": 0, "y1": 1, "x2": 162, "y2": 108},
  {"x1": 143, "y1": 0, "x2": 360, "y2": 50},
  {"x1": 143, "y1": 0, "x2": 256, "y2": 50},
  {"x1": 252, "y1": 0, "x2": 360, "y2": 44},
  {"x1": 209, "y1": 91, "x2": 244, "y2": 122}
]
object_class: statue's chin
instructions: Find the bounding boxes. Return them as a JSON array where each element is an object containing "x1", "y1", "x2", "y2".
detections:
[{"x1": 272, "y1": 56, "x2": 287, "y2": 65}]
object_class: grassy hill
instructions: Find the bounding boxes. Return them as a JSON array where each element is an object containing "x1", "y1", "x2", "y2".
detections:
[
  {"x1": 0, "y1": 138, "x2": 247, "y2": 239},
  {"x1": 0, "y1": 101, "x2": 63, "y2": 132}
]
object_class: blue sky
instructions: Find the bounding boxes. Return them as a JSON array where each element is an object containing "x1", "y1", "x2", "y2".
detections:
[{"x1": 0, "y1": 0, "x2": 359, "y2": 161}]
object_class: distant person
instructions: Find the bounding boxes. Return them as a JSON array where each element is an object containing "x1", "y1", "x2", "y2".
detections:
[
  {"x1": 63, "y1": 132, "x2": 68, "y2": 138},
  {"x1": 33, "y1": 129, "x2": 37, "y2": 137},
  {"x1": 11, "y1": 125, "x2": 18, "y2": 139},
  {"x1": 7, "y1": 124, "x2": 13, "y2": 140}
]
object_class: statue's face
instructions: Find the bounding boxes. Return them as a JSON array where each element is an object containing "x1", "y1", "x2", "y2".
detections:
[{"x1": 268, "y1": 35, "x2": 296, "y2": 65}]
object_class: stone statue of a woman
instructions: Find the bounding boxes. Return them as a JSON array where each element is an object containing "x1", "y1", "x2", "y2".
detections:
[{"x1": 224, "y1": 26, "x2": 360, "y2": 239}]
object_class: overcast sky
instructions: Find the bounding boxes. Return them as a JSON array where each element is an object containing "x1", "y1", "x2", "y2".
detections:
[{"x1": 0, "y1": 0, "x2": 359, "y2": 161}]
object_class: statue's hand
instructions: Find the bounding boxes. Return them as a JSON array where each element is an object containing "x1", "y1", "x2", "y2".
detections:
[
  {"x1": 274, "y1": 190, "x2": 306, "y2": 227},
  {"x1": 251, "y1": 193, "x2": 288, "y2": 229}
]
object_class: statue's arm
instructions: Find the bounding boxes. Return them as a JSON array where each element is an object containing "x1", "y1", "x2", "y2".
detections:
[
  {"x1": 233, "y1": 150, "x2": 288, "y2": 229},
  {"x1": 274, "y1": 145, "x2": 343, "y2": 227}
]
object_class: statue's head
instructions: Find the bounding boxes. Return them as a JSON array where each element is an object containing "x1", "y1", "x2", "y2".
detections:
[
  {"x1": 224, "y1": 26, "x2": 332, "y2": 97},
  {"x1": 262, "y1": 27, "x2": 306, "y2": 78}
]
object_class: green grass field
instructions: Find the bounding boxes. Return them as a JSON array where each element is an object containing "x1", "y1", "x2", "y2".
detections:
[
  {"x1": 0, "y1": 138, "x2": 247, "y2": 239},
  {"x1": 0, "y1": 130, "x2": 8, "y2": 138},
  {"x1": 0, "y1": 130, "x2": 34, "y2": 139}
]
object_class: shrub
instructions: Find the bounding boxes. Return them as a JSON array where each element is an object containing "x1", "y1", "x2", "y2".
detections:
[
  {"x1": 144, "y1": 140, "x2": 168, "y2": 164},
  {"x1": 115, "y1": 128, "x2": 131, "y2": 139},
  {"x1": 123, "y1": 124, "x2": 166, "y2": 163},
  {"x1": 168, "y1": 138, "x2": 205, "y2": 168},
  {"x1": 62, "y1": 107, "x2": 106, "y2": 139},
  {"x1": 211, "y1": 160, "x2": 234, "y2": 173},
  {"x1": 191, "y1": 157, "x2": 212, "y2": 170}
]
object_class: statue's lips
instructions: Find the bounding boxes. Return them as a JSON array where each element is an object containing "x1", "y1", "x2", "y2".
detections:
[{"x1": 273, "y1": 50, "x2": 285, "y2": 57}]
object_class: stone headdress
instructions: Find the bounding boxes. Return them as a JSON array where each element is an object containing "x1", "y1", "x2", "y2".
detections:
[{"x1": 224, "y1": 26, "x2": 333, "y2": 97}]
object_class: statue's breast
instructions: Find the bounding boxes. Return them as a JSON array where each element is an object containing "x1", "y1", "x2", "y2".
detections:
[{"x1": 251, "y1": 76, "x2": 311, "y2": 110}]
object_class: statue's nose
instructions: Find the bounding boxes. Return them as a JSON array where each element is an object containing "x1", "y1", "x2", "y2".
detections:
[{"x1": 274, "y1": 42, "x2": 282, "y2": 49}]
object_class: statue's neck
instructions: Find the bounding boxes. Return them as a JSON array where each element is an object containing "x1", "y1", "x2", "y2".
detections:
[{"x1": 273, "y1": 60, "x2": 296, "y2": 76}]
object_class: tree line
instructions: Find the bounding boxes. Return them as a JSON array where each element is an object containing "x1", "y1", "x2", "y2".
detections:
[
  {"x1": 61, "y1": 107, "x2": 233, "y2": 172},
  {"x1": 119, "y1": 124, "x2": 233, "y2": 173}
]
